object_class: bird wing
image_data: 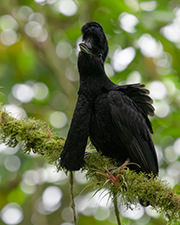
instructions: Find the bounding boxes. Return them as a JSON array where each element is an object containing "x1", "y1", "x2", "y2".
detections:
[
  {"x1": 108, "y1": 90, "x2": 158, "y2": 175},
  {"x1": 60, "y1": 94, "x2": 90, "y2": 171},
  {"x1": 116, "y1": 83, "x2": 155, "y2": 133}
]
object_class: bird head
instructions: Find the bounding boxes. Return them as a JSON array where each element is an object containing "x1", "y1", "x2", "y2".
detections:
[{"x1": 79, "y1": 22, "x2": 108, "y2": 62}]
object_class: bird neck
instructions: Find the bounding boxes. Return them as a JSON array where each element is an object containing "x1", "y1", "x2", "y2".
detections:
[
  {"x1": 78, "y1": 53, "x2": 106, "y2": 77},
  {"x1": 78, "y1": 53, "x2": 113, "y2": 98}
]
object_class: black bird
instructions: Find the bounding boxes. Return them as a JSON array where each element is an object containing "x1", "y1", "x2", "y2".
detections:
[{"x1": 61, "y1": 22, "x2": 159, "y2": 176}]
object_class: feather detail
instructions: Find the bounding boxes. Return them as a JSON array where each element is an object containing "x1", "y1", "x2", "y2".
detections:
[{"x1": 117, "y1": 83, "x2": 154, "y2": 133}]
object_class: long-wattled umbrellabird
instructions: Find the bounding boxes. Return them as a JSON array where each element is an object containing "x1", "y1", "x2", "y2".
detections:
[{"x1": 60, "y1": 22, "x2": 159, "y2": 177}]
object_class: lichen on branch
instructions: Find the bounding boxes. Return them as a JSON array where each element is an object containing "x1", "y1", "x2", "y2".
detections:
[{"x1": 0, "y1": 109, "x2": 180, "y2": 224}]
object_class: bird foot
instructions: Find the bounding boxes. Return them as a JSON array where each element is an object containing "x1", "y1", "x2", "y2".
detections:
[{"x1": 96, "y1": 159, "x2": 130, "y2": 186}]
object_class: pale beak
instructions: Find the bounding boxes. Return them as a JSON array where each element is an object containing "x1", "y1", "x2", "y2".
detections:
[{"x1": 79, "y1": 39, "x2": 92, "y2": 55}]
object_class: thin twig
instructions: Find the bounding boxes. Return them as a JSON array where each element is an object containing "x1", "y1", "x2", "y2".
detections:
[
  {"x1": 69, "y1": 171, "x2": 77, "y2": 225},
  {"x1": 113, "y1": 193, "x2": 121, "y2": 225}
]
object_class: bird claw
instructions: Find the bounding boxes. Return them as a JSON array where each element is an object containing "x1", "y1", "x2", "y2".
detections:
[
  {"x1": 110, "y1": 159, "x2": 130, "y2": 174},
  {"x1": 96, "y1": 159, "x2": 130, "y2": 186}
]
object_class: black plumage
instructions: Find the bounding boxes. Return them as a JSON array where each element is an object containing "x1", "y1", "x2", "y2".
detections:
[{"x1": 61, "y1": 22, "x2": 159, "y2": 175}]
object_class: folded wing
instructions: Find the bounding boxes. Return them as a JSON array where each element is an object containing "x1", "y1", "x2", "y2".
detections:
[
  {"x1": 108, "y1": 90, "x2": 158, "y2": 175},
  {"x1": 117, "y1": 83, "x2": 155, "y2": 133}
]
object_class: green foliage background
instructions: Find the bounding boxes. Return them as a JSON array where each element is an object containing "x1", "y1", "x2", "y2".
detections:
[{"x1": 0, "y1": 0, "x2": 180, "y2": 224}]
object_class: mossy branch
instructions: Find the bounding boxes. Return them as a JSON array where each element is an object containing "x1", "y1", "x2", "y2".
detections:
[
  {"x1": 0, "y1": 110, "x2": 65, "y2": 166},
  {"x1": 0, "y1": 109, "x2": 180, "y2": 223}
]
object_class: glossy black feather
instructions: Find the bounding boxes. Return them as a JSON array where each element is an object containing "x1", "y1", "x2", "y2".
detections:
[
  {"x1": 117, "y1": 84, "x2": 155, "y2": 133},
  {"x1": 60, "y1": 22, "x2": 159, "y2": 175},
  {"x1": 108, "y1": 91, "x2": 158, "y2": 174},
  {"x1": 61, "y1": 94, "x2": 91, "y2": 170}
]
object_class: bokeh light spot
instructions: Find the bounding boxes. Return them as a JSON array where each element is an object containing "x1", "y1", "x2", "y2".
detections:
[
  {"x1": 42, "y1": 186, "x2": 62, "y2": 212},
  {"x1": 161, "y1": 24, "x2": 180, "y2": 43},
  {"x1": 148, "y1": 81, "x2": 167, "y2": 100},
  {"x1": 0, "y1": 143, "x2": 19, "y2": 155},
  {"x1": 126, "y1": 71, "x2": 141, "y2": 84},
  {"x1": 124, "y1": 0, "x2": 139, "y2": 11},
  {"x1": 112, "y1": 47, "x2": 136, "y2": 72},
  {"x1": 37, "y1": 28, "x2": 48, "y2": 42},
  {"x1": 23, "y1": 170, "x2": 40, "y2": 186},
  {"x1": 42, "y1": 166, "x2": 67, "y2": 183},
  {"x1": 0, "y1": 30, "x2": 18, "y2": 46},
  {"x1": 145, "y1": 206, "x2": 160, "y2": 218},
  {"x1": 119, "y1": 12, "x2": 138, "y2": 33},
  {"x1": 25, "y1": 21, "x2": 43, "y2": 38},
  {"x1": 34, "y1": 0, "x2": 46, "y2": 4},
  {"x1": 92, "y1": 189, "x2": 112, "y2": 208},
  {"x1": 165, "y1": 146, "x2": 178, "y2": 163},
  {"x1": 2, "y1": 104, "x2": 27, "y2": 119},
  {"x1": 74, "y1": 171, "x2": 88, "y2": 184},
  {"x1": 156, "y1": 53, "x2": 172, "y2": 69},
  {"x1": 167, "y1": 162, "x2": 180, "y2": 179},
  {"x1": 17, "y1": 6, "x2": 33, "y2": 21},
  {"x1": 94, "y1": 207, "x2": 110, "y2": 221},
  {"x1": 12, "y1": 84, "x2": 34, "y2": 103},
  {"x1": 33, "y1": 82, "x2": 49, "y2": 100},
  {"x1": 66, "y1": 68, "x2": 79, "y2": 82},
  {"x1": 49, "y1": 111, "x2": 67, "y2": 128},
  {"x1": 121, "y1": 204, "x2": 144, "y2": 220},
  {"x1": 0, "y1": 15, "x2": 18, "y2": 30},
  {"x1": 4, "y1": 155, "x2": 21, "y2": 172},
  {"x1": 137, "y1": 34, "x2": 163, "y2": 58},
  {"x1": 58, "y1": 0, "x2": 77, "y2": 16},
  {"x1": 29, "y1": 12, "x2": 45, "y2": 25},
  {"x1": 164, "y1": 79, "x2": 176, "y2": 95},
  {"x1": 1, "y1": 203, "x2": 23, "y2": 225},
  {"x1": 56, "y1": 41, "x2": 72, "y2": 59},
  {"x1": 20, "y1": 182, "x2": 36, "y2": 194},
  {"x1": 161, "y1": 8, "x2": 180, "y2": 43},
  {"x1": 174, "y1": 138, "x2": 180, "y2": 155},
  {"x1": 154, "y1": 101, "x2": 170, "y2": 118},
  {"x1": 140, "y1": 1, "x2": 157, "y2": 11},
  {"x1": 61, "y1": 207, "x2": 73, "y2": 222}
]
